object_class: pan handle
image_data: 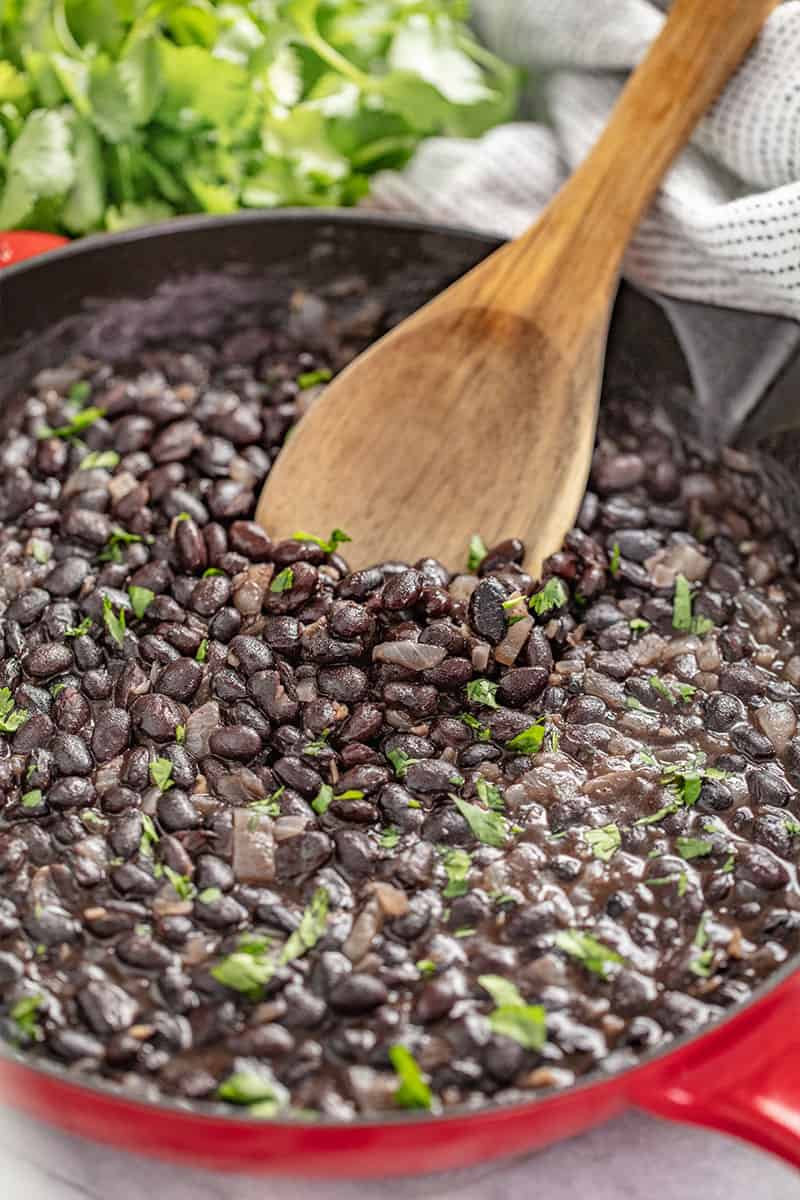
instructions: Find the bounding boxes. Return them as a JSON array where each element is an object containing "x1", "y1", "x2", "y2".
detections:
[
  {"x1": 0, "y1": 231, "x2": 69, "y2": 268},
  {"x1": 631, "y1": 973, "x2": 800, "y2": 1168}
]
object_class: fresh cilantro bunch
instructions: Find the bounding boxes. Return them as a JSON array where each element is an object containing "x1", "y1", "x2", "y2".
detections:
[{"x1": 0, "y1": 0, "x2": 518, "y2": 235}]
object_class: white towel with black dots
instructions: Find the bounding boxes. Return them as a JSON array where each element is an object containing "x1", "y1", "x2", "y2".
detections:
[{"x1": 365, "y1": 0, "x2": 800, "y2": 447}]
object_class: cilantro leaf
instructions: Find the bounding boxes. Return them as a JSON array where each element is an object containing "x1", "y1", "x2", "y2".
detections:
[
  {"x1": 389, "y1": 1045, "x2": 432, "y2": 1111},
  {"x1": 292, "y1": 528, "x2": 352, "y2": 554},
  {"x1": 467, "y1": 533, "x2": 488, "y2": 573},
  {"x1": 478, "y1": 974, "x2": 547, "y2": 1052},
  {"x1": 475, "y1": 777, "x2": 504, "y2": 810},
  {"x1": 506, "y1": 719, "x2": 547, "y2": 755},
  {"x1": 529, "y1": 578, "x2": 568, "y2": 616},
  {"x1": 270, "y1": 567, "x2": 294, "y2": 593},
  {"x1": 583, "y1": 824, "x2": 621, "y2": 863},
  {"x1": 555, "y1": 929, "x2": 624, "y2": 977},
  {"x1": 0, "y1": 687, "x2": 29, "y2": 735},
  {"x1": 80, "y1": 450, "x2": 119, "y2": 471},
  {"x1": 297, "y1": 368, "x2": 332, "y2": 389},
  {"x1": 102, "y1": 595, "x2": 126, "y2": 647},
  {"x1": 441, "y1": 847, "x2": 471, "y2": 898},
  {"x1": 38, "y1": 406, "x2": 106, "y2": 441},
  {"x1": 64, "y1": 616, "x2": 92, "y2": 639},
  {"x1": 149, "y1": 758, "x2": 174, "y2": 793},
  {"x1": 279, "y1": 887, "x2": 329, "y2": 965},
  {"x1": 673, "y1": 574, "x2": 714, "y2": 636},
  {"x1": 465, "y1": 678, "x2": 499, "y2": 709},
  {"x1": 676, "y1": 836, "x2": 713, "y2": 860},
  {"x1": 453, "y1": 796, "x2": 510, "y2": 848},
  {"x1": 128, "y1": 586, "x2": 155, "y2": 619}
]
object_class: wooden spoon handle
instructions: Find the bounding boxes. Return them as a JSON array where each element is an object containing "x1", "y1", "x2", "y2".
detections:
[{"x1": 464, "y1": 0, "x2": 779, "y2": 330}]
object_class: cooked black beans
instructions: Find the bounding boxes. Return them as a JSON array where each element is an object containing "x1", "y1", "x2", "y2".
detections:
[{"x1": 1, "y1": 287, "x2": 799, "y2": 1129}]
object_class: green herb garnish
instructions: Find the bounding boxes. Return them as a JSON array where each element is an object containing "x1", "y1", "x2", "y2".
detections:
[
  {"x1": 198, "y1": 886, "x2": 222, "y2": 904},
  {"x1": 217, "y1": 1070, "x2": 287, "y2": 1117},
  {"x1": 9, "y1": 994, "x2": 44, "y2": 1043},
  {"x1": 212, "y1": 950, "x2": 275, "y2": 1001},
  {"x1": 689, "y1": 912, "x2": 715, "y2": 978},
  {"x1": 80, "y1": 450, "x2": 120, "y2": 471},
  {"x1": 506, "y1": 719, "x2": 547, "y2": 755},
  {"x1": 297, "y1": 368, "x2": 332, "y2": 390},
  {"x1": 64, "y1": 616, "x2": 92, "y2": 639},
  {"x1": 629, "y1": 618, "x2": 650, "y2": 635},
  {"x1": 37, "y1": 406, "x2": 106, "y2": 440},
  {"x1": 442, "y1": 848, "x2": 471, "y2": 898},
  {"x1": 149, "y1": 758, "x2": 174, "y2": 793},
  {"x1": 389, "y1": 1045, "x2": 432, "y2": 1111},
  {"x1": 555, "y1": 929, "x2": 624, "y2": 977},
  {"x1": 380, "y1": 827, "x2": 400, "y2": 850},
  {"x1": 175, "y1": 724, "x2": 186, "y2": 745},
  {"x1": 785, "y1": 816, "x2": 800, "y2": 837},
  {"x1": 676, "y1": 836, "x2": 713, "y2": 860},
  {"x1": 416, "y1": 959, "x2": 437, "y2": 976},
  {"x1": 387, "y1": 748, "x2": 418, "y2": 778},
  {"x1": 98, "y1": 526, "x2": 149, "y2": 564},
  {"x1": 312, "y1": 784, "x2": 333, "y2": 816},
  {"x1": 0, "y1": 687, "x2": 29, "y2": 734},
  {"x1": 475, "y1": 777, "x2": 504, "y2": 810},
  {"x1": 465, "y1": 678, "x2": 499, "y2": 709},
  {"x1": 672, "y1": 574, "x2": 714, "y2": 635},
  {"x1": 529, "y1": 578, "x2": 568, "y2": 616},
  {"x1": 460, "y1": 712, "x2": 492, "y2": 741},
  {"x1": 467, "y1": 533, "x2": 488, "y2": 573},
  {"x1": 478, "y1": 975, "x2": 547, "y2": 1051},
  {"x1": 279, "y1": 887, "x2": 329, "y2": 965},
  {"x1": 21, "y1": 788, "x2": 42, "y2": 808},
  {"x1": 453, "y1": 796, "x2": 510, "y2": 848},
  {"x1": 162, "y1": 866, "x2": 195, "y2": 900},
  {"x1": 292, "y1": 528, "x2": 351, "y2": 555},
  {"x1": 649, "y1": 676, "x2": 675, "y2": 704},
  {"x1": 102, "y1": 595, "x2": 126, "y2": 646},
  {"x1": 138, "y1": 812, "x2": 159, "y2": 859},
  {"x1": 583, "y1": 824, "x2": 621, "y2": 863},
  {"x1": 29, "y1": 539, "x2": 50, "y2": 564},
  {"x1": 609, "y1": 542, "x2": 621, "y2": 576},
  {"x1": 303, "y1": 729, "x2": 330, "y2": 758},
  {"x1": 195, "y1": 638, "x2": 209, "y2": 663},
  {"x1": 270, "y1": 567, "x2": 295, "y2": 593}
]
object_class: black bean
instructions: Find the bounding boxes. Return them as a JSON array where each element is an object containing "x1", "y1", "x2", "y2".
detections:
[
  {"x1": 131, "y1": 693, "x2": 185, "y2": 741},
  {"x1": 44, "y1": 557, "x2": 89, "y2": 596},
  {"x1": 468, "y1": 578, "x2": 507, "y2": 644},
  {"x1": 24, "y1": 642, "x2": 73, "y2": 678},
  {"x1": 275, "y1": 832, "x2": 332, "y2": 881},
  {"x1": 157, "y1": 790, "x2": 201, "y2": 833},
  {"x1": 78, "y1": 980, "x2": 138, "y2": 1035}
]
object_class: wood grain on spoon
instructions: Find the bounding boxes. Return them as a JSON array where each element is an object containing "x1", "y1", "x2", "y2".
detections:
[{"x1": 258, "y1": 0, "x2": 778, "y2": 574}]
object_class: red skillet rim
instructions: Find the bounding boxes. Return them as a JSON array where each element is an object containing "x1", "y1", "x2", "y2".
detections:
[{"x1": 0, "y1": 206, "x2": 795, "y2": 1130}]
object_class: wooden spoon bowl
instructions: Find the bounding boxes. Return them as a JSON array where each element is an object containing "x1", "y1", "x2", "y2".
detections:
[{"x1": 258, "y1": 0, "x2": 778, "y2": 574}]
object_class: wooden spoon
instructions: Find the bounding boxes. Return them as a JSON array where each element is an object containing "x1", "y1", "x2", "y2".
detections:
[{"x1": 258, "y1": 0, "x2": 778, "y2": 574}]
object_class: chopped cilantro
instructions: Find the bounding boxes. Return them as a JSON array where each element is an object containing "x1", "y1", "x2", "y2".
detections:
[
  {"x1": 198, "y1": 886, "x2": 222, "y2": 904},
  {"x1": 303, "y1": 729, "x2": 330, "y2": 758},
  {"x1": 64, "y1": 616, "x2": 92, "y2": 639},
  {"x1": 454, "y1": 927, "x2": 476, "y2": 938},
  {"x1": 292, "y1": 528, "x2": 351, "y2": 555},
  {"x1": 80, "y1": 449, "x2": 120, "y2": 471},
  {"x1": 126, "y1": 586, "x2": 155, "y2": 621},
  {"x1": 9, "y1": 994, "x2": 44, "y2": 1043},
  {"x1": 649, "y1": 676, "x2": 675, "y2": 704},
  {"x1": 98, "y1": 526, "x2": 147, "y2": 564},
  {"x1": 721, "y1": 854, "x2": 736, "y2": 874},
  {"x1": 529, "y1": 578, "x2": 568, "y2": 616},
  {"x1": 212, "y1": 948, "x2": 274, "y2": 1000},
  {"x1": 270, "y1": 567, "x2": 295, "y2": 593},
  {"x1": 453, "y1": 796, "x2": 510, "y2": 848},
  {"x1": 387, "y1": 748, "x2": 418, "y2": 778},
  {"x1": 195, "y1": 638, "x2": 209, "y2": 663},
  {"x1": 217, "y1": 1070, "x2": 287, "y2": 1117},
  {"x1": 163, "y1": 866, "x2": 195, "y2": 901},
  {"x1": 475, "y1": 777, "x2": 504, "y2": 810},
  {"x1": 416, "y1": 959, "x2": 437, "y2": 976},
  {"x1": 279, "y1": 887, "x2": 329, "y2": 965},
  {"x1": 442, "y1": 847, "x2": 471, "y2": 898},
  {"x1": 248, "y1": 788, "x2": 285, "y2": 826},
  {"x1": 29, "y1": 539, "x2": 50, "y2": 564},
  {"x1": 506, "y1": 719, "x2": 547, "y2": 755},
  {"x1": 676, "y1": 836, "x2": 713, "y2": 860},
  {"x1": 672, "y1": 574, "x2": 714, "y2": 636},
  {"x1": 555, "y1": 929, "x2": 624, "y2": 977},
  {"x1": 37, "y1": 406, "x2": 106, "y2": 440},
  {"x1": 467, "y1": 533, "x2": 488, "y2": 573},
  {"x1": 297, "y1": 368, "x2": 332, "y2": 390},
  {"x1": 465, "y1": 678, "x2": 499, "y2": 709},
  {"x1": 478, "y1": 974, "x2": 547, "y2": 1051},
  {"x1": 583, "y1": 824, "x2": 621, "y2": 862},
  {"x1": 460, "y1": 712, "x2": 492, "y2": 741},
  {"x1": 175, "y1": 724, "x2": 186, "y2": 745},
  {"x1": 689, "y1": 912, "x2": 715, "y2": 978},
  {"x1": 629, "y1": 618, "x2": 650, "y2": 635},
  {"x1": 138, "y1": 812, "x2": 159, "y2": 859},
  {"x1": 0, "y1": 687, "x2": 29, "y2": 734},
  {"x1": 102, "y1": 595, "x2": 126, "y2": 647},
  {"x1": 389, "y1": 1045, "x2": 432, "y2": 1111},
  {"x1": 677, "y1": 683, "x2": 697, "y2": 702},
  {"x1": 203, "y1": 567, "x2": 225, "y2": 578},
  {"x1": 312, "y1": 784, "x2": 333, "y2": 816},
  {"x1": 21, "y1": 789, "x2": 42, "y2": 808},
  {"x1": 336, "y1": 789, "x2": 365, "y2": 800},
  {"x1": 380, "y1": 827, "x2": 400, "y2": 850},
  {"x1": 785, "y1": 816, "x2": 800, "y2": 837},
  {"x1": 149, "y1": 758, "x2": 174, "y2": 793}
]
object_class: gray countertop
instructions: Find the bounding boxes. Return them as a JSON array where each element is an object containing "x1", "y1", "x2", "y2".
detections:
[{"x1": 0, "y1": 1107, "x2": 796, "y2": 1199}]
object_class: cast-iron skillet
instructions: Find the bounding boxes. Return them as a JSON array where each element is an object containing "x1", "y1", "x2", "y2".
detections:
[{"x1": 0, "y1": 212, "x2": 799, "y2": 1178}]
